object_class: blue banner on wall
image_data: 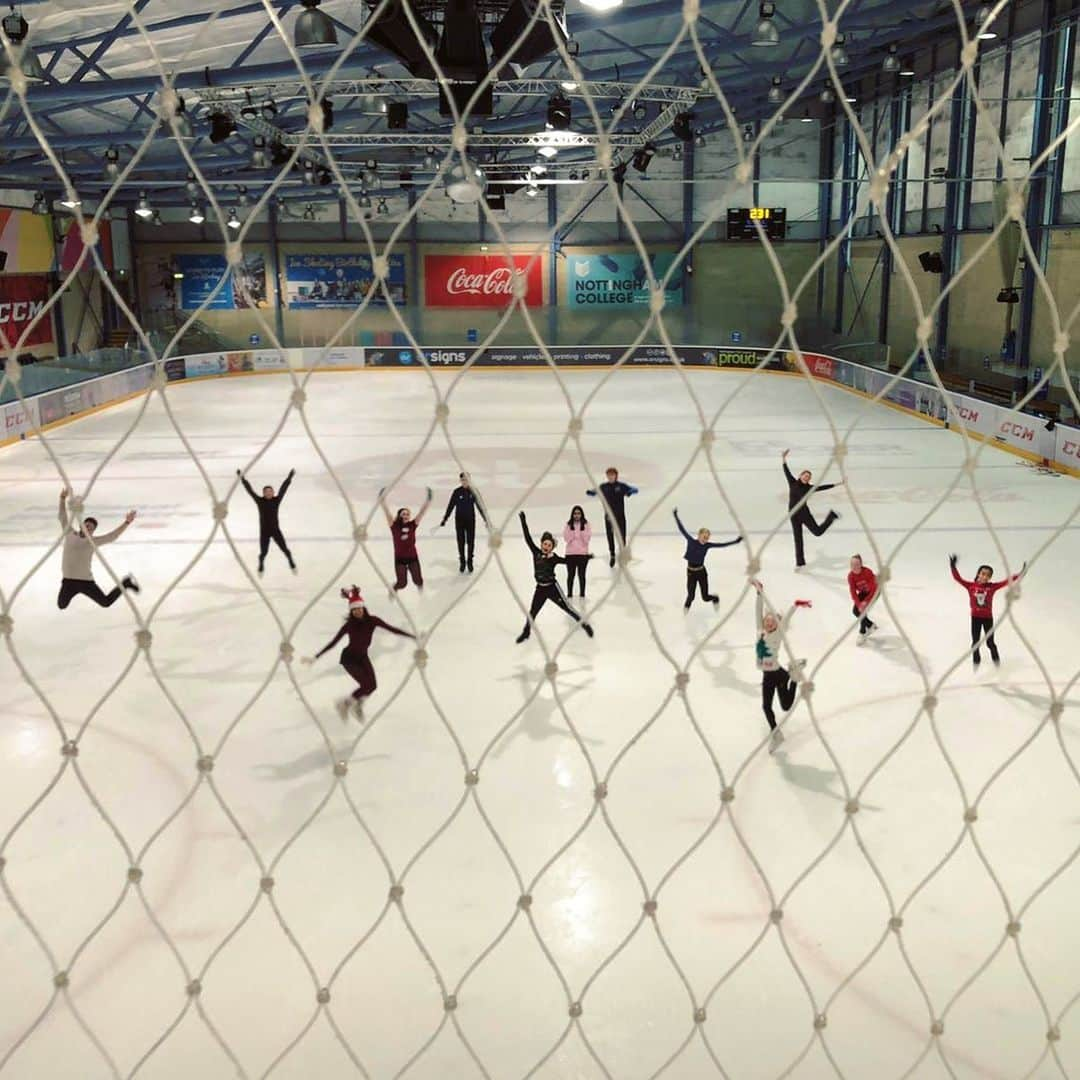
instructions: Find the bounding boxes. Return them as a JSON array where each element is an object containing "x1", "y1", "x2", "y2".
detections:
[
  {"x1": 285, "y1": 252, "x2": 406, "y2": 308},
  {"x1": 174, "y1": 253, "x2": 267, "y2": 310},
  {"x1": 566, "y1": 252, "x2": 684, "y2": 308}
]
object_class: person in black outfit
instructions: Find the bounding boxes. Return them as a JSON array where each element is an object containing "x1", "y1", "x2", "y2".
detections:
[
  {"x1": 586, "y1": 467, "x2": 639, "y2": 567},
  {"x1": 516, "y1": 511, "x2": 595, "y2": 643},
  {"x1": 673, "y1": 508, "x2": 743, "y2": 610},
  {"x1": 782, "y1": 449, "x2": 843, "y2": 569},
  {"x1": 237, "y1": 468, "x2": 296, "y2": 574},
  {"x1": 439, "y1": 472, "x2": 488, "y2": 573}
]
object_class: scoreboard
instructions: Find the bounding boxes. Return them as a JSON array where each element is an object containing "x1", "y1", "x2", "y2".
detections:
[{"x1": 726, "y1": 207, "x2": 787, "y2": 240}]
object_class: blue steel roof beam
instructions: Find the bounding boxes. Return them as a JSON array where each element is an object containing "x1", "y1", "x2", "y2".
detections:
[
  {"x1": 594, "y1": 27, "x2": 659, "y2": 66},
  {"x1": 67, "y1": 46, "x2": 160, "y2": 125},
  {"x1": 228, "y1": 4, "x2": 290, "y2": 68},
  {"x1": 63, "y1": 0, "x2": 155, "y2": 86}
]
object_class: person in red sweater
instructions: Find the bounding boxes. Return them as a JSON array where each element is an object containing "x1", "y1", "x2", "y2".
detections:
[
  {"x1": 380, "y1": 486, "x2": 432, "y2": 592},
  {"x1": 302, "y1": 586, "x2": 414, "y2": 719},
  {"x1": 949, "y1": 554, "x2": 1026, "y2": 667},
  {"x1": 847, "y1": 554, "x2": 879, "y2": 643}
]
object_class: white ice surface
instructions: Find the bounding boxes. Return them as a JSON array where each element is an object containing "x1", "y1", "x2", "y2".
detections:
[{"x1": 0, "y1": 368, "x2": 1078, "y2": 1080}]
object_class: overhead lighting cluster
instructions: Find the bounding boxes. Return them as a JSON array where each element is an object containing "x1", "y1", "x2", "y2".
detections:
[{"x1": 0, "y1": 7, "x2": 45, "y2": 84}]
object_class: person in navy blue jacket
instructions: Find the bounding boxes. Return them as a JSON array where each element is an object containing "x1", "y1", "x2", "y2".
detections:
[
  {"x1": 439, "y1": 472, "x2": 488, "y2": 573},
  {"x1": 586, "y1": 467, "x2": 638, "y2": 567},
  {"x1": 673, "y1": 508, "x2": 743, "y2": 610}
]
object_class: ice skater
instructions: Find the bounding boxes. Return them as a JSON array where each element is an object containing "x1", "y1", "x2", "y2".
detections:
[
  {"x1": 381, "y1": 487, "x2": 432, "y2": 592},
  {"x1": 673, "y1": 507, "x2": 742, "y2": 610},
  {"x1": 302, "y1": 586, "x2": 415, "y2": 720},
  {"x1": 586, "y1": 467, "x2": 638, "y2": 567},
  {"x1": 237, "y1": 467, "x2": 296, "y2": 575},
  {"x1": 439, "y1": 471, "x2": 488, "y2": 573},
  {"x1": 57, "y1": 488, "x2": 140, "y2": 609},
  {"x1": 516, "y1": 511, "x2": 594, "y2": 643},
  {"x1": 782, "y1": 449, "x2": 843, "y2": 569},
  {"x1": 847, "y1": 553, "x2": 880, "y2": 643},
  {"x1": 563, "y1": 505, "x2": 592, "y2": 598},
  {"x1": 752, "y1": 579, "x2": 811, "y2": 752},
  {"x1": 949, "y1": 554, "x2": 1025, "y2": 668}
]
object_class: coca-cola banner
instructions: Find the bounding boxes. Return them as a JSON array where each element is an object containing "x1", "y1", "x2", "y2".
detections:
[
  {"x1": 424, "y1": 254, "x2": 544, "y2": 308},
  {"x1": 0, "y1": 274, "x2": 53, "y2": 349}
]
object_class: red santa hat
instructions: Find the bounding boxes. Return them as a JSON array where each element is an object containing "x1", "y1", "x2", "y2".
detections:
[{"x1": 340, "y1": 585, "x2": 365, "y2": 610}]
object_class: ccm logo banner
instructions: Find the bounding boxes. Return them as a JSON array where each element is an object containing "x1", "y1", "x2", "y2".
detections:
[
  {"x1": 0, "y1": 274, "x2": 53, "y2": 348},
  {"x1": 424, "y1": 255, "x2": 544, "y2": 308}
]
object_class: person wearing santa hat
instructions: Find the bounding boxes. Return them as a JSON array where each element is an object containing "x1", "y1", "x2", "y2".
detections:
[{"x1": 302, "y1": 586, "x2": 415, "y2": 720}]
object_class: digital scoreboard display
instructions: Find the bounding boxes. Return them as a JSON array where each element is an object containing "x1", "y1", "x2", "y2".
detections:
[{"x1": 727, "y1": 207, "x2": 787, "y2": 240}]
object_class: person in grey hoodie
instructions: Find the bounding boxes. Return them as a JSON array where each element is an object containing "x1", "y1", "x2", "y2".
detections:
[
  {"x1": 752, "y1": 579, "x2": 810, "y2": 751},
  {"x1": 57, "y1": 488, "x2": 139, "y2": 609}
]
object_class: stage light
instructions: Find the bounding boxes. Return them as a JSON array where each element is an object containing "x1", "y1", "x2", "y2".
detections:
[
  {"x1": 209, "y1": 112, "x2": 236, "y2": 143},
  {"x1": 547, "y1": 93, "x2": 571, "y2": 131}
]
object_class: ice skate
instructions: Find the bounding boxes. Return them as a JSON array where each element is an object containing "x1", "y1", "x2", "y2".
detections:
[
  {"x1": 335, "y1": 696, "x2": 351, "y2": 722},
  {"x1": 122, "y1": 573, "x2": 140, "y2": 594},
  {"x1": 769, "y1": 728, "x2": 785, "y2": 753}
]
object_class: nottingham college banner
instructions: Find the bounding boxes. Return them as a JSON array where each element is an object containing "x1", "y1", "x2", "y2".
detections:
[{"x1": 566, "y1": 252, "x2": 685, "y2": 308}]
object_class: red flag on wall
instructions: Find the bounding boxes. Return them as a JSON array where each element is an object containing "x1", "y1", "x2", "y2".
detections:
[{"x1": 0, "y1": 275, "x2": 54, "y2": 349}]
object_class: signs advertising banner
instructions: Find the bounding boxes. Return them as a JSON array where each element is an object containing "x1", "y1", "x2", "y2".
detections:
[
  {"x1": 164, "y1": 357, "x2": 187, "y2": 382},
  {"x1": 174, "y1": 253, "x2": 267, "y2": 310},
  {"x1": 0, "y1": 274, "x2": 53, "y2": 348},
  {"x1": 1, "y1": 396, "x2": 39, "y2": 440},
  {"x1": 184, "y1": 354, "x2": 228, "y2": 378},
  {"x1": 365, "y1": 345, "x2": 765, "y2": 368},
  {"x1": 285, "y1": 252, "x2": 406, "y2": 308},
  {"x1": 423, "y1": 254, "x2": 544, "y2": 308},
  {"x1": 38, "y1": 384, "x2": 92, "y2": 425},
  {"x1": 566, "y1": 252, "x2": 684, "y2": 308}
]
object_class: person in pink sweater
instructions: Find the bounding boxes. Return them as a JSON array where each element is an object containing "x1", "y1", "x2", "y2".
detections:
[{"x1": 563, "y1": 505, "x2": 593, "y2": 598}]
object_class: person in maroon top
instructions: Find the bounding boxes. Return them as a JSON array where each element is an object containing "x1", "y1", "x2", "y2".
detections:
[
  {"x1": 380, "y1": 486, "x2": 432, "y2": 592},
  {"x1": 302, "y1": 586, "x2": 415, "y2": 719},
  {"x1": 847, "y1": 554, "x2": 879, "y2": 643},
  {"x1": 949, "y1": 554, "x2": 1026, "y2": 668}
]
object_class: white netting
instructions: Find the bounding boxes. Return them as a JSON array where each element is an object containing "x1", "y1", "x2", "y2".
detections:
[{"x1": 2, "y1": 0, "x2": 1080, "y2": 1076}]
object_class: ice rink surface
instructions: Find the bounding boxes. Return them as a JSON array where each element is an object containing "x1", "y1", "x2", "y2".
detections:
[{"x1": 0, "y1": 366, "x2": 1078, "y2": 1080}]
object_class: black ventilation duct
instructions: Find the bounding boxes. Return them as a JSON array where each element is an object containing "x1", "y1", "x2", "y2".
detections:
[
  {"x1": 435, "y1": 0, "x2": 493, "y2": 115},
  {"x1": 491, "y1": 0, "x2": 568, "y2": 68},
  {"x1": 361, "y1": 0, "x2": 438, "y2": 78}
]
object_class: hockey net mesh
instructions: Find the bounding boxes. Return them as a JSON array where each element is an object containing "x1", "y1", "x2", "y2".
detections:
[{"x1": 1, "y1": 0, "x2": 1080, "y2": 1076}]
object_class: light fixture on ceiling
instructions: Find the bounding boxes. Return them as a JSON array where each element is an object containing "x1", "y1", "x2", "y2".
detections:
[
  {"x1": 743, "y1": 123, "x2": 754, "y2": 142},
  {"x1": 752, "y1": 1, "x2": 780, "y2": 47},
  {"x1": 171, "y1": 95, "x2": 195, "y2": 140},
  {"x1": 251, "y1": 136, "x2": 267, "y2": 169},
  {"x1": 134, "y1": 191, "x2": 153, "y2": 219},
  {"x1": 579, "y1": 0, "x2": 623, "y2": 12},
  {"x1": 568, "y1": 169, "x2": 580, "y2": 180},
  {"x1": 237, "y1": 186, "x2": 250, "y2": 209},
  {"x1": 843, "y1": 86, "x2": 857, "y2": 103},
  {"x1": 976, "y1": 3, "x2": 997, "y2": 39},
  {"x1": 362, "y1": 159, "x2": 379, "y2": 188},
  {"x1": 820, "y1": 84, "x2": 836, "y2": 104},
  {"x1": 768, "y1": 75, "x2": 783, "y2": 104},
  {"x1": 445, "y1": 156, "x2": 487, "y2": 203},
  {"x1": 423, "y1": 145, "x2": 438, "y2": 170},
  {"x1": 548, "y1": 93, "x2": 571, "y2": 131},
  {"x1": 561, "y1": 79, "x2": 578, "y2": 91},
  {"x1": 303, "y1": 160, "x2": 316, "y2": 185},
  {"x1": 530, "y1": 163, "x2": 547, "y2": 174},
  {"x1": 631, "y1": 143, "x2": 654, "y2": 173},
  {"x1": 525, "y1": 183, "x2": 540, "y2": 197},
  {"x1": 209, "y1": 111, "x2": 236, "y2": 144},
  {"x1": 172, "y1": 265, "x2": 184, "y2": 280},
  {"x1": 883, "y1": 44, "x2": 900, "y2": 72},
  {"x1": 303, "y1": 203, "x2": 315, "y2": 221},
  {"x1": 151, "y1": 209, "x2": 163, "y2": 227},
  {"x1": 0, "y1": 8, "x2": 46, "y2": 84},
  {"x1": 188, "y1": 203, "x2": 205, "y2": 225},
  {"x1": 60, "y1": 191, "x2": 81, "y2": 210},
  {"x1": 185, "y1": 172, "x2": 198, "y2": 196},
  {"x1": 376, "y1": 199, "x2": 389, "y2": 216},
  {"x1": 295, "y1": 0, "x2": 338, "y2": 46},
  {"x1": 262, "y1": 99, "x2": 278, "y2": 120},
  {"x1": 227, "y1": 208, "x2": 241, "y2": 230},
  {"x1": 800, "y1": 109, "x2": 813, "y2": 123},
  {"x1": 631, "y1": 99, "x2": 648, "y2": 121},
  {"x1": 695, "y1": 132, "x2": 707, "y2": 148},
  {"x1": 103, "y1": 148, "x2": 120, "y2": 180},
  {"x1": 359, "y1": 193, "x2": 373, "y2": 209},
  {"x1": 831, "y1": 31, "x2": 849, "y2": 67},
  {"x1": 32, "y1": 191, "x2": 48, "y2": 215},
  {"x1": 899, "y1": 55, "x2": 915, "y2": 76},
  {"x1": 672, "y1": 144, "x2": 683, "y2": 162},
  {"x1": 538, "y1": 143, "x2": 558, "y2": 159}
]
